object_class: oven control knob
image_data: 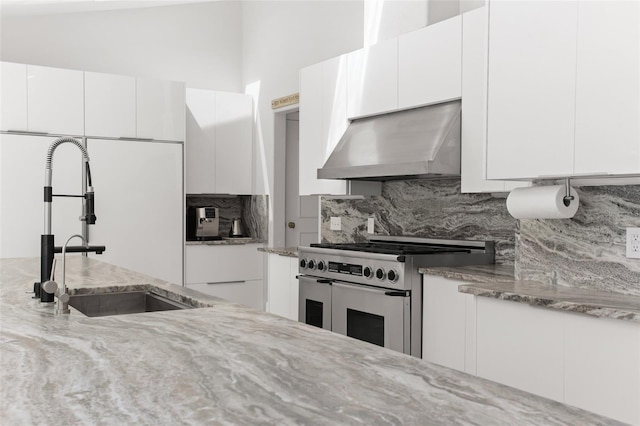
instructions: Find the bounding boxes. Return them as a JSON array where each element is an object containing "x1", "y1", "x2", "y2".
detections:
[
  {"x1": 308, "y1": 259, "x2": 316, "y2": 270},
  {"x1": 299, "y1": 258, "x2": 307, "y2": 269},
  {"x1": 317, "y1": 260, "x2": 326, "y2": 271},
  {"x1": 387, "y1": 269, "x2": 398, "y2": 282},
  {"x1": 376, "y1": 268, "x2": 386, "y2": 280},
  {"x1": 363, "y1": 266, "x2": 373, "y2": 279}
]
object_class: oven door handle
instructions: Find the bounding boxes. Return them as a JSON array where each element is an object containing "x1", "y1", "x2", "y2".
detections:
[
  {"x1": 384, "y1": 290, "x2": 410, "y2": 297},
  {"x1": 316, "y1": 279, "x2": 333, "y2": 284}
]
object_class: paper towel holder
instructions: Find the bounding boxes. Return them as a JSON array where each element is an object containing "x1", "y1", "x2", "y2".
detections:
[{"x1": 563, "y1": 179, "x2": 575, "y2": 207}]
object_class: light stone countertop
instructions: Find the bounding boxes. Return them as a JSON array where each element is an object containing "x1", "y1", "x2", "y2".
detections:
[
  {"x1": 420, "y1": 265, "x2": 640, "y2": 323},
  {"x1": 1, "y1": 257, "x2": 624, "y2": 425},
  {"x1": 186, "y1": 238, "x2": 265, "y2": 246},
  {"x1": 257, "y1": 246, "x2": 298, "y2": 257}
]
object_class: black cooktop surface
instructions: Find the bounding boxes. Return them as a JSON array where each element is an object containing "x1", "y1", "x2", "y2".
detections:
[{"x1": 310, "y1": 242, "x2": 471, "y2": 256}]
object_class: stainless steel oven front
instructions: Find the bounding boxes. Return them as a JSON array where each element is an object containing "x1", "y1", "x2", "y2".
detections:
[
  {"x1": 331, "y1": 281, "x2": 410, "y2": 354},
  {"x1": 298, "y1": 275, "x2": 332, "y2": 331}
]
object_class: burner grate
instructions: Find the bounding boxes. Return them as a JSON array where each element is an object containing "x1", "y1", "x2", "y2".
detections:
[{"x1": 310, "y1": 242, "x2": 471, "y2": 256}]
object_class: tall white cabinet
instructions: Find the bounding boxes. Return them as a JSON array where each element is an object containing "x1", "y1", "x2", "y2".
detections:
[
  {"x1": 0, "y1": 134, "x2": 85, "y2": 258},
  {"x1": 136, "y1": 78, "x2": 185, "y2": 141},
  {"x1": 87, "y1": 139, "x2": 183, "y2": 285},
  {"x1": 185, "y1": 88, "x2": 254, "y2": 195}
]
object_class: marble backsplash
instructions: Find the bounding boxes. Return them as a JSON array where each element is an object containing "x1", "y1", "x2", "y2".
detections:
[
  {"x1": 187, "y1": 195, "x2": 268, "y2": 241},
  {"x1": 321, "y1": 179, "x2": 517, "y2": 264},
  {"x1": 516, "y1": 185, "x2": 640, "y2": 295}
]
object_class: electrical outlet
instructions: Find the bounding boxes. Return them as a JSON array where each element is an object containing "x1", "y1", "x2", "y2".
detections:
[
  {"x1": 626, "y1": 228, "x2": 640, "y2": 259},
  {"x1": 330, "y1": 217, "x2": 341, "y2": 231},
  {"x1": 367, "y1": 217, "x2": 375, "y2": 234}
]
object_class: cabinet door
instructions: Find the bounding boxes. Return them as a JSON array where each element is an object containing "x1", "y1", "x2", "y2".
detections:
[
  {"x1": 0, "y1": 134, "x2": 83, "y2": 258},
  {"x1": 476, "y1": 297, "x2": 564, "y2": 402},
  {"x1": 87, "y1": 139, "x2": 183, "y2": 285},
  {"x1": 574, "y1": 1, "x2": 640, "y2": 176},
  {"x1": 267, "y1": 253, "x2": 292, "y2": 318},
  {"x1": 215, "y1": 92, "x2": 253, "y2": 194},
  {"x1": 487, "y1": 1, "x2": 577, "y2": 180},
  {"x1": 460, "y1": 7, "x2": 529, "y2": 193},
  {"x1": 187, "y1": 279, "x2": 263, "y2": 311},
  {"x1": 27, "y1": 65, "x2": 84, "y2": 135},
  {"x1": 399, "y1": 16, "x2": 462, "y2": 109},
  {"x1": 186, "y1": 244, "x2": 264, "y2": 284},
  {"x1": 299, "y1": 56, "x2": 349, "y2": 196},
  {"x1": 564, "y1": 314, "x2": 640, "y2": 425},
  {"x1": 136, "y1": 78, "x2": 185, "y2": 141},
  {"x1": 347, "y1": 38, "x2": 398, "y2": 119},
  {"x1": 185, "y1": 88, "x2": 216, "y2": 193},
  {"x1": 423, "y1": 276, "x2": 474, "y2": 373},
  {"x1": 1, "y1": 62, "x2": 28, "y2": 131},
  {"x1": 288, "y1": 258, "x2": 299, "y2": 321},
  {"x1": 84, "y1": 72, "x2": 136, "y2": 139}
]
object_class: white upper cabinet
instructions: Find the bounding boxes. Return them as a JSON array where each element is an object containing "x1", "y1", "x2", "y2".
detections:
[
  {"x1": 84, "y1": 72, "x2": 136, "y2": 139},
  {"x1": 215, "y1": 91, "x2": 253, "y2": 194},
  {"x1": 486, "y1": 1, "x2": 577, "y2": 180},
  {"x1": 347, "y1": 37, "x2": 398, "y2": 119},
  {"x1": 1, "y1": 62, "x2": 28, "y2": 132},
  {"x1": 136, "y1": 77, "x2": 185, "y2": 141},
  {"x1": 399, "y1": 15, "x2": 462, "y2": 109},
  {"x1": 185, "y1": 88, "x2": 254, "y2": 194},
  {"x1": 186, "y1": 88, "x2": 216, "y2": 194},
  {"x1": 299, "y1": 55, "x2": 349, "y2": 196},
  {"x1": 27, "y1": 65, "x2": 84, "y2": 136},
  {"x1": 574, "y1": 1, "x2": 640, "y2": 175},
  {"x1": 486, "y1": 1, "x2": 639, "y2": 180},
  {"x1": 461, "y1": 7, "x2": 528, "y2": 193}
]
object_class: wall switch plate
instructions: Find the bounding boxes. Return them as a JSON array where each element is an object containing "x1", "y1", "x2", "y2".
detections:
[
  {"x1": 626, "y1": 227, "x2": 640, "y2": 259},
  {"x1": 367, "y1": 217, "x2": 375, "y2": 234},
  {"x1": 330, "y1": 217, "x2": 341, "y2": 231}
]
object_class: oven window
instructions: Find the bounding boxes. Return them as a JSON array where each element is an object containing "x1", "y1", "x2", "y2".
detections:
[
  {"x1": 346, "y1": 309, "x2": 384, "y2": 347},
  {"x1": 306, "y1": 300, "x2": 324, "y2": 328}
]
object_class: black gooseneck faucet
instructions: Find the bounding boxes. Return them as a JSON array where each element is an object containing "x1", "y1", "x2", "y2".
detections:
[{"x1": 36, "y1": 137, "x2": 106, "y2": 303}]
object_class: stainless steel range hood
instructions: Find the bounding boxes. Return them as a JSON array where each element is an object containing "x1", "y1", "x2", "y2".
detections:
[{"x1": 317, "y1": 100, "x2": 461, "y2": 181}]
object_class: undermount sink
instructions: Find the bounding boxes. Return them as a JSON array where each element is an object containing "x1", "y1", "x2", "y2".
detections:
[{"x1": 68, "y1": 291, "x2": 194, "y2": 317}]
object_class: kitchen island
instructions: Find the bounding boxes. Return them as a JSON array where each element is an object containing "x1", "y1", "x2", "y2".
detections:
[{"x1": 0, "y1": 257, "x2": 622, "y2": 425}]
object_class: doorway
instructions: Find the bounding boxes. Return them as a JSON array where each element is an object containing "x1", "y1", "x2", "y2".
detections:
[{"x1": 284, "y1": 111, "x2": 319, "y2": 248}]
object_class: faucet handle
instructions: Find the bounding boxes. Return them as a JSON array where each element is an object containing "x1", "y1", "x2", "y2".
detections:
[
  {"x1": 42, "y1": 280, "x2": 58, "y2": 294},
  {"x1": 57, "y1": 292, "x2": 70, "y2": 304}
]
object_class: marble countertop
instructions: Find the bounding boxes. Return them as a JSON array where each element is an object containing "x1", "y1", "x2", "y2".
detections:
[
  {"x1": 186, "y1": 238, "x2": 264, "y2": 246},
  {"x1": 1, "y1": 258, "x2": 623, "y2": 425},
  {"x1": 257, "y1": 246, "x2": 298, "y2": 257},
  {"x1": 421, "y1": 265, "x2": 640, "y2": 323}
]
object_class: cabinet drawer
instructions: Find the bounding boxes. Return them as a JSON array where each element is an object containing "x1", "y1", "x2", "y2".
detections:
[
  {"x1": 187, "y1": 280, "x2": 263, "y2": 311},
  {"x1": 186, "y1": 244, "x2": 264, "y2": 284}
]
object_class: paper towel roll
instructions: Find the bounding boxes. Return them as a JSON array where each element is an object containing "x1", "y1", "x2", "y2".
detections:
[{"x1": 506, "y1": 185, "x2": 579, "y2": 219}]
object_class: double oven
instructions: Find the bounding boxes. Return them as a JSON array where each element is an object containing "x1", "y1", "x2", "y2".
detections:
[{"x1": 298, "y1": 236, "x2": 495, "y2": 358}]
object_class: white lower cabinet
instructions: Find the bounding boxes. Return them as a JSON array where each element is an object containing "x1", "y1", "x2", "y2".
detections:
[
  {"x1": 423, "y1": 275, "x2": 639, "y2": 424},
  {"x1": 186, "y1": 244, "x2": 264, "y2": 310},
  {"x1": 476, "y1": 297, "x2": 565, "y2": 402},
  {"x1": 187, "y1": 280, "x2": 263, "y2": 311},
  {"x1": 422, "y1": 276, "x2": 476, "y2": 374},
  {"x1": 563, "y1": 313, "x2": 640, "y2": 425},
  {"x1": 266, "y1": 253, "x2": 299, "y2": 321}
]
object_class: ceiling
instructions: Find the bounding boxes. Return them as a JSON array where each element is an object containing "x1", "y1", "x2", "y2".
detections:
[{"x1": 0, "y1": 0, "x2": 217, "y2": 17}]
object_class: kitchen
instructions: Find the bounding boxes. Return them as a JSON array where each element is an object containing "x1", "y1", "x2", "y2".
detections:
[{"x1": 1, "y1": 1, "x2": 639, "y2": 425}]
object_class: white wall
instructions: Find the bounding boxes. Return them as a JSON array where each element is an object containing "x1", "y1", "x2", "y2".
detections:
[
  {"x1": 0, "y1": 2, "x2": 243, "y2": 91},
  {"x1": 242, "y1": 0, "x2": 364, "y2": 246}
]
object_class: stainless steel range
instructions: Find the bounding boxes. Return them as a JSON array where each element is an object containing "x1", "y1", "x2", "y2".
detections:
[{"x1": 298, "y1": 236, "x2": 495, "y2": 358}]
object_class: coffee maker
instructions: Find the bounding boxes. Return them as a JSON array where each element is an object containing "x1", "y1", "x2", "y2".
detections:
[{"x1": 187, "y1": 207, "x2": 220, "y2": 240}]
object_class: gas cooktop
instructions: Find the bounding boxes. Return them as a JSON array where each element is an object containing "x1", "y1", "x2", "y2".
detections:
[{"x1": 309, "y1": 242, "x2": 471, "y2": 256}]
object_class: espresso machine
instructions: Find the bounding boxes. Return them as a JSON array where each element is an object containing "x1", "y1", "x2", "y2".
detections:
[{"x1": 187, "y1": 207, "x2": 221, "y2": 240}]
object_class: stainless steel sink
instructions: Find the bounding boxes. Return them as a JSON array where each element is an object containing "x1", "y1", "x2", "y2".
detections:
[{"x1": 68, "y1": 291, "x2": 193, "y2": 317}]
